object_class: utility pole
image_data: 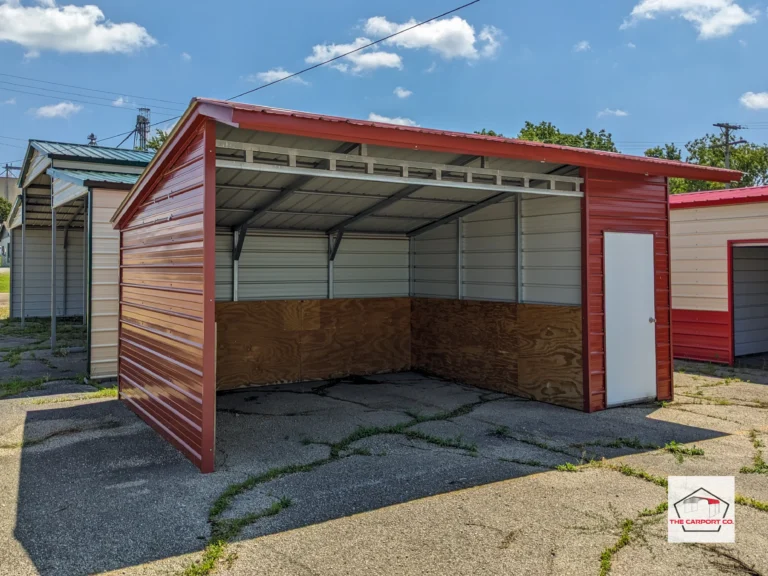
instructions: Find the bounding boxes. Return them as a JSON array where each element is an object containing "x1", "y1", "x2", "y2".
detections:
[{"x1": 713, "y1": 123, "x2": 747, "y2": 188}]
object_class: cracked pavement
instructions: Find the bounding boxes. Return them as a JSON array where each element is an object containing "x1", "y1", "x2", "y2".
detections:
[{"x1": 0, "y1": 346, "x2": 767, "y2": 575}]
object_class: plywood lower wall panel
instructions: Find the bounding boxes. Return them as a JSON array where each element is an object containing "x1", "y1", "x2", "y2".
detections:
[
  {"x1": 411, "y1": 298, "x2": 583, "y2": 410},
  {"x1": 216, "y1": 298, "x2": 411, "y2": 390}
]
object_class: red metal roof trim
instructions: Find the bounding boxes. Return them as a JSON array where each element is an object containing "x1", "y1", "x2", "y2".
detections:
[
  {"x1": 670, "y1": 185, "x2": 768, "y2": 209},
  {"x1": 204, "y1": 98, "x2": 739, "y2": 182},
  {"x1": 113, "y1": 98, "x2": 741, "y2": 227}
]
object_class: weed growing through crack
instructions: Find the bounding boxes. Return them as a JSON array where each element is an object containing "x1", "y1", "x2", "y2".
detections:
[
  {"x1": 556, "y1": 462, "x2": 580, "y2": 472},
  {"x1": 599, "y1": 519, "x2": 634, "y2": 576},
  {"x1": 736, "y1": 494, "x2": 768, "y2": 513},
  {"x1": 740, "y1": 451, "x2": 768, "y2": 475},
  {"x1": 593, "y1": 462, "x2": 668, "y2": 488},
  {"x1": 638, "y1": 502, "x2": 668, "y2": 517},
  {"x1": 0, "y1": 375, "x2": 50, "y2": 399},
  {"x1": 663, "y1": 441, "x2": 704, "y2": 464},
  {"x1": 575, "y1": 437, "x2": 659, "y2": 451},
  {"x1": 748, "y1": 430, "x2": 764, "y2": 449},
  {"x1": 490, "y1": 426, "x2": 575, "y2": 458},
  {"x1": 29, "y1": 387, "x2": 118, "y2": 405}
]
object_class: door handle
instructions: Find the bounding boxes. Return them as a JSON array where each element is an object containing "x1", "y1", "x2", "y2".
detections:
[{"x1": 649, "y1": 317, "x2": 656, "y2": 324}]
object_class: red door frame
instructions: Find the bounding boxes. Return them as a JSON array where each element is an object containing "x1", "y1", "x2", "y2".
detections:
[{"x1": 727, "y1": 238, "x2": 768, "y2": 366}]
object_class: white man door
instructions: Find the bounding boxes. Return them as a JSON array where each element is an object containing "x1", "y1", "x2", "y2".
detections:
[{"x1": 604, "y1": 232, "x2": 657, "y2": 406}]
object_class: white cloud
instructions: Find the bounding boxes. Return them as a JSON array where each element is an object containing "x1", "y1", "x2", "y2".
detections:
[
  {"x1": 306, "y1": 37, "x2": 402, "y2": 73},
  {"x1": 368, "y1": 113, "x2": 418, "y2": 127},
  {"x1": 425, "y1": 62, "x2": 437, "y2": 73},
  {"x1": 363, "y1": 16, "x2": 501, "y2": 60},
  {"x1": 573, "y1": 40, "x2": 591, "y2": 52},
  {"x1": 111, "y1": 96, "x2": 132, "y2": 107},
  {"x1": 181, "y1": 51, "x2": 191, "y2": 61},
  {"x1": 739, "y1": 39, "x2": 747, "y2": 46},
  {"x1": 627, "y1": 42, "x2": 637, "y2": 48},
  {"x1": 740, "y1": 91, "x2": 768, "y2": 110},
  {"x1": 248, "y1": 67, "x2": 309, "y2": 85},
  {"x1": 1, "y1": 97, "x2": 15, "y2": 105},
  {"x1": 621, "y1": 0, "x2": 756, "y2": 39},
  {"x1": 0, "y1": 0, "x2": 156, "y2": 54},
  {"x1": 32, "y1": 100, "x2": 82, "y2": 118},
  {"x1": 394, "y1": 86, "x2": 412, "y2": 99},
  {"x1": 597, "y1": 108, "x2": 629, "y2": 118}
]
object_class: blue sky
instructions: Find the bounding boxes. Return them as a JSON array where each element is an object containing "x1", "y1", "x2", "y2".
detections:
[{"x1": 1, "y1": 0, "x2": 768, "y2": 167}]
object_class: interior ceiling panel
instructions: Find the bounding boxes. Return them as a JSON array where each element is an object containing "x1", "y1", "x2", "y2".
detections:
[{"x1": 214, "y1": 124, "x2": 580, "y2": 236}]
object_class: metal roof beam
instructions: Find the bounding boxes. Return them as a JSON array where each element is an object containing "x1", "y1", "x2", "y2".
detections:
[
  {"x1": 326, "y1": 154, "x2": 480, "y2": 235},
  {"x1": 407, "y1": 164, "x2": 576, "y2": 237},
  {"x1": 231, "y1": 141, "x2": 359, "y2": 260}
]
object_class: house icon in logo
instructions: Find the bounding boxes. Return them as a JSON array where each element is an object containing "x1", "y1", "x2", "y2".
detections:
[{"x1": 673, "y1": 488, "x2": 730, "y2": 532}]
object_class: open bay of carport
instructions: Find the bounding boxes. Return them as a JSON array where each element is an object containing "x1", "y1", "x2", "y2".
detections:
[{"x1": 3, "y1": 358, "x2": 767, "y2": 576}]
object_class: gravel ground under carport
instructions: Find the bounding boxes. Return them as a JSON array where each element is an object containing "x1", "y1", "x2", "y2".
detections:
[{"x1": 0, "y1": 334, "x2": 766, "y2": 576}]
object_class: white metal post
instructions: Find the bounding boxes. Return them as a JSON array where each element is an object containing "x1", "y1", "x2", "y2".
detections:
[
  {"x1": 516, "y1": 194, "x2": 523, "y2": 303},
  {"x1": 62, "y1": 227, "x2": 68, "y2": 317},
  {"x1": 232, "y1": 231, "x2": 239, "y2": 302},
  {"x1": 51, "y1": 207, "x2": 57, "y2": 350},
  {"x1": 327, "y1": 235, "x2": 334, "y2": 299},
  {"x1": 457, "y1": 217, "x2": 463, "y2": 299},
  {"x1": 83, "y1": 209, "x2": 87, "y2": 325},
  {"x1": 20, "y1": 191, "x2": 26, "y2": 326},
  {"x1": 409, "y1": 236, "x2": 415, "y2": 297}
]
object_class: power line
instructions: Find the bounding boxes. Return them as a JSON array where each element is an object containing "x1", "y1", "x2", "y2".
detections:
[
  {"x1": 97, "y1": 0, "x2": 482, "y2": 144},
  {"x1": 0, "y1": 72, "x2": 186, "y2": 106},
  {"x1": 0, "y1": 85, "x2": 152, "y2": 113},
  {"x1": 0, "y1": 80, "x2": 184, "y2": 113}
]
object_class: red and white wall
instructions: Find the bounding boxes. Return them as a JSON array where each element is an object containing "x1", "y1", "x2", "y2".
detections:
[{"x1": 671, "y1": 187, "x2": 768, "y2": 364}]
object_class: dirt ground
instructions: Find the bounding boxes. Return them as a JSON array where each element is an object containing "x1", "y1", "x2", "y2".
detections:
[{"x1": 0, "y1": 319, "x2": 766, "y2": 576}]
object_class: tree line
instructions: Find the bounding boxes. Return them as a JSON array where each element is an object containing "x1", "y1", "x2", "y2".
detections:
[{"x1": 476, "y1": 122, "x2": 768, "y2": 193}]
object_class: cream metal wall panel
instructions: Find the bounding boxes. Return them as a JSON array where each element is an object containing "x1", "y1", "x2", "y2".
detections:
[
  {"x1": 89, "y1": 188, "x2": 127, "y2": 380},
  {"x1": 11, "y1": 227, "x2": 85, "y2": 318},
  {"x1": 521, "y1": 195, "x2": 581, "y2": 305},
  {"x1": 733, "y1": 246, "x2": 768, "y2": 356},
  {"x1": 333, "y1": 237, "x2": 409, "y2": 298},
  {"x1": 413, "y1": 223, "x2": 458, "y2": 298},
  {"x1": 52, "y1": 178, "x2": 87, "y2": 208},
  {"x1": 215, "y1": 233, "x2": 233, "y2": 301},
  {"x1": 462, "y1": 199, "x2": 517, "y2": 302},
  {"x1": 237, "y1": 234, "x2": 328, "y2": 300},
  {"x1": 671, "y1": 202, "x2": 768, "y2": 312}
]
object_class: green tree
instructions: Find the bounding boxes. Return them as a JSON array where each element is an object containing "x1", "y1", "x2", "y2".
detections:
[
  {"x1": 146, "y1": 129, "x2": 170, "y2": 152},
  {"x1": 474, "y1": 128, "x2": 504, "y2": 137},
  {"x1": 645, "y1": 132, "x2": 768, "y2": 193},
  {"x1": 517, "y1": 121, "x2": 618, "y2": 152},
  {"x1": 0, "y1": 197, "x2": 11, "y2": 224}
]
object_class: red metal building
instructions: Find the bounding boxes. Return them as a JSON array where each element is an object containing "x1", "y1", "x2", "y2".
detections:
[
  {"x1": 112, "y1": 99, "x2": 738, "y2": 472},
  {"x1": 671, "y1": 186, "x2": 768, "y2": 365}
]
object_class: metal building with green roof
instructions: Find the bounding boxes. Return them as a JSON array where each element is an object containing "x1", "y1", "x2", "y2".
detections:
[{"x1": 7, "y1": 140, "x2": 153, "y2": 381}]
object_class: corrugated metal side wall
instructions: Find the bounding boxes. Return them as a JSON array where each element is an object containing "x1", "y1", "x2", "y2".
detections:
[
  {"x1": 462, "y1": 200, "x2": 517, "y2": 301},
  {"x1": 413, "y1": 223, "x2": 458, "y2": 299},
  {"x1": 214, "y1": 232, "x2": 409, "y2": 301},
  {"x1": 733, "y1": 245, "x2": 768, "y2": 356},
  {"x1": 334, "y1": 237, "x2": 409, "y2": 298},
  {"x1": 582, "y1": 169, "x2": 672, "y2": 412},
  {"x1": 522, "y1": 195, "x2": 581, "y2": 305},
  {"x1": 118, "y1": 121, "x2": 215, "y2": 472},
  {"x1": 238, "y1": 234, "x2": 327, "y2": 300},
  {"x1": 11, "y1": 227, "x2": 84, "y2": 318},
  {"x1": 89, "y1": 188, "x2": 127, "y2": 380}
]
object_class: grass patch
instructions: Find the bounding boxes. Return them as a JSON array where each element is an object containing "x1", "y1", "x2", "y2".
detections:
[
  {"x1": 740, "y1": 451, "x2": 768, "y2": 475},
  {"x1": 29, "y1": 386, "x2": 118, "y2": 405},
  {"x1": 748, "y1": 430, "x2": 764, "y2": 449},
  {"x1": 0, "y1": 270, "x2": 8, "y2": 293},
  {"x1": 576, "y1": 437, "x2": 659, "y2": 451},
  {"x1": 599, "y1": 462, "x2": 668, "y2": 488},
  {"x1": 736, "y1": 494, "x2": 768, "y2": 513},
  {"x1": 0, "y1": 305, "x2": 8, "y2": 321},
  {"x1": 0, "y1": 375, "x2": 49, "y2": 399},
  {"x1": 499, "y1": 457, "x2": 548, "y2": 468},
  {"x1": 638, "y1": 502, "x2": 668, "y2": 517},
  {"x1": 599, "y1": 519, "x2": 634, "y2": 576},
  {"x1": 663, "y1": 440, "x2": 704, "y2": 463},
  {"x1": 3, "y1": 348, "x2": 22, "y2": 367},
  {"x1": 555, "y1": 462, "x2": 580, "y2": 472}
]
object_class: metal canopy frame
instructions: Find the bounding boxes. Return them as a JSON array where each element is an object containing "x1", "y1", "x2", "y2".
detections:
[{"x1": 216, "y1": 139, "x2": 584, "y2": 300}]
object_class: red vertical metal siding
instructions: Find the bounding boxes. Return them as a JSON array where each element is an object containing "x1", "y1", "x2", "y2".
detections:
[
  {"x1": 582, "y1": 169, "x2": 673, "y2": 411},
  {"x1": 118, "y1": 120, "x2": 216, "y2": 472}
]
